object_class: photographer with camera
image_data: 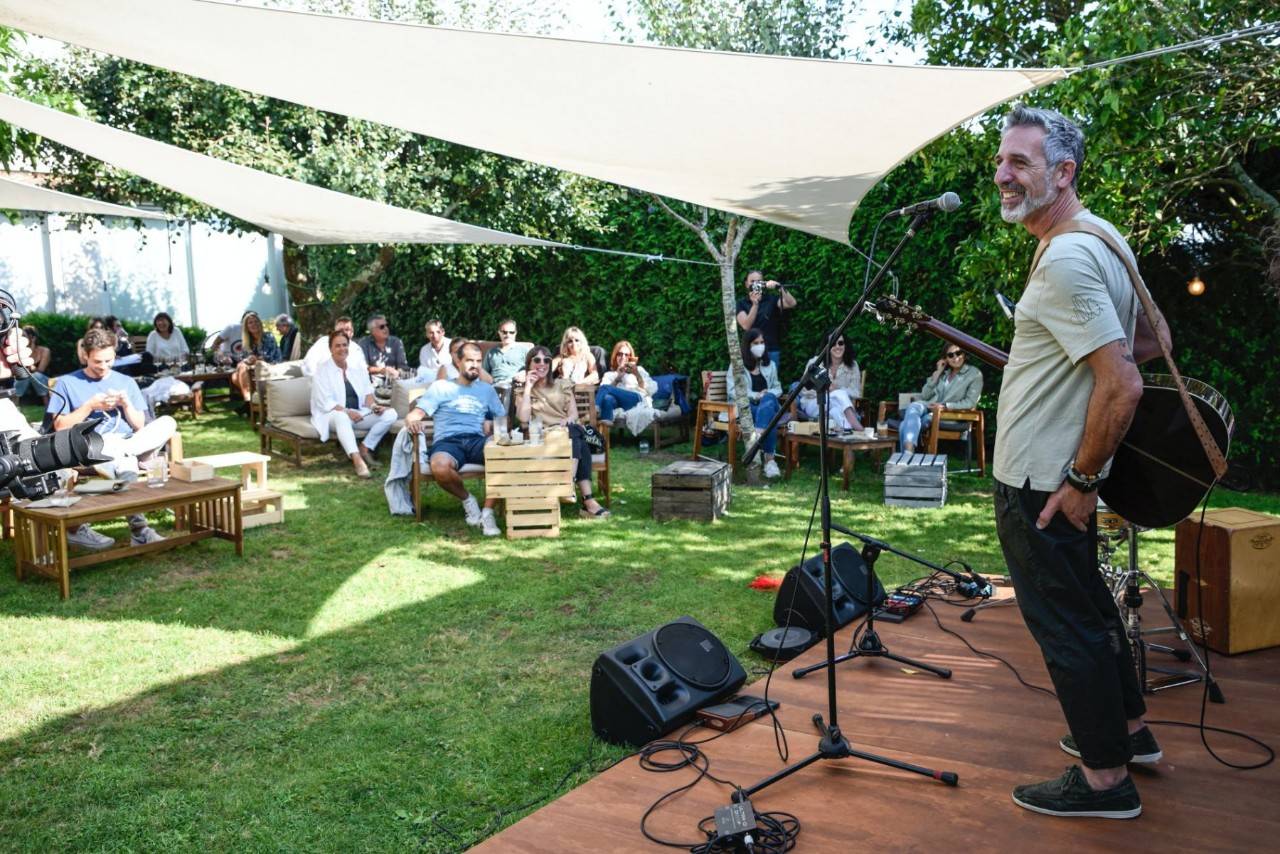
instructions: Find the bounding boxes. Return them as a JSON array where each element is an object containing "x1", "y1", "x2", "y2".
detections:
[
  {"x1": 735, "y1": 270, "x2": 797, "y2": 370},
  {"x1": 47, "y1": 328, "x2": 176, "y2": 548}
]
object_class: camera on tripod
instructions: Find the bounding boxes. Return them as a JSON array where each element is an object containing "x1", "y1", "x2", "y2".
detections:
[{"x1": 0, "y1": 422, "x2": 108, "y2": 501}]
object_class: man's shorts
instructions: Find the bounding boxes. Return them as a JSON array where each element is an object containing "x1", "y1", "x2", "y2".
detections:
[{"x1": 429, "y1": 434, "x2": 487, "y2": 468}]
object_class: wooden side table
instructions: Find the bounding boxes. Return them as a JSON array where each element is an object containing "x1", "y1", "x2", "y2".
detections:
[
  {"x1": 785, "y1": 433, "x2": 896, "y2": 490},
  {"x1": 185, "y1": 451, "x2": 283, "y2": 528},
  {"x1": 12, "y1": 477, "x2": 243, "y2": 599},
  {"x1": 484, "y1": 430, "x2": 575, "y2": 538}
]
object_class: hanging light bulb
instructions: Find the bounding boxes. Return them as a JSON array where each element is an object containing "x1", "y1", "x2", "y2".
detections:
[{"x1": 1187, "y1": 275, "x2": 1206, "y2": 296}]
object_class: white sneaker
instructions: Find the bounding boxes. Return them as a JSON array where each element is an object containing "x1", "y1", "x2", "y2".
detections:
[
  {"x1": 480, "y1": 508, "x2": 501, "y2": 537},
  {"x1": 67, "y1": 524, "x2": 114, "y2": 550},
  {"x1": 763, "y1": 459, "x2": 782, "y2": 479},
  {"x1": 130, "y1": 526, "x2": 166, "y2": 546},
  {"x1": 462, "y1": 495, "x2": 483, "y2": 526}
]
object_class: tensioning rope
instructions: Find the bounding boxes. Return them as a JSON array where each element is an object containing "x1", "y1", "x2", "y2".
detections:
[{"x1": 1071, "y1": 21, "x2": 1280, "y2": 73}]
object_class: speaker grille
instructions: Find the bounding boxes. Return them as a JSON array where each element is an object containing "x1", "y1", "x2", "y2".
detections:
[{"x1": 653, "y1": 622, "x2": 732, "y2": 689}]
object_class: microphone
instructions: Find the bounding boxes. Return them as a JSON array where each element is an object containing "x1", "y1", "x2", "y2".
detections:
[{"x1": 886, "y1": 192, "x2": 961, "y2": 219}]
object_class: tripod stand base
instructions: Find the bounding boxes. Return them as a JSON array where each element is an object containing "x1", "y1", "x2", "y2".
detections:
[
  {"x1": 732, "y1": 714, "x2": 958, "y2": 803},
  {"x1": 793, "y1": 629, "x2": 952, "y2": 680}
]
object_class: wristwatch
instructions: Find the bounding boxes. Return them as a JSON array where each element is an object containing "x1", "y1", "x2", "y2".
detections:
[{"x1": 1064, "y1": 460, "x2": 1103, "y2": 493}]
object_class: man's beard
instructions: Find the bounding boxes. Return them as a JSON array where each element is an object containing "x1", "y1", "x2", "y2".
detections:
[{"x1": 1000, "y1": 174, "x2": 1059, "y2": 223}]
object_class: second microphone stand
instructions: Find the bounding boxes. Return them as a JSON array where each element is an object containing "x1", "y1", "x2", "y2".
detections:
[{"x1": 734, "y1": 210, "x2": 959, "y2": 804}]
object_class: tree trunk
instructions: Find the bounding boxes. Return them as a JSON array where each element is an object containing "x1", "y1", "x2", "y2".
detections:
[{"x1": 282, "y1": 242, "x2": 398, "y2": 340}]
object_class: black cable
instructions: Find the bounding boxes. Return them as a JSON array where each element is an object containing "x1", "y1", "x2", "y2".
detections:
[{"x1": 921, "y1": 597, "x2": 1058, "y2": 699}]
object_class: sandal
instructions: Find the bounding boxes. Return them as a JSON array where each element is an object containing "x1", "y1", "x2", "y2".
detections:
[{"x1": 579, "y1": 506, "x2": 612, "y2": 519}]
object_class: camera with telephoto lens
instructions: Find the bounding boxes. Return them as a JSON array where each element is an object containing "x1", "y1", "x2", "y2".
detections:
[{"x1": 0, "y1": 422, "x2": 109, "y2": 501}]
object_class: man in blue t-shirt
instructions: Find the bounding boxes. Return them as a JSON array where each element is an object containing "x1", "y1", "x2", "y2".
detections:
[
  {"x1": 48, "y1": 329, "x2": 177, "y2": 548},
  {"x1": 405, "y1": 341, "x2": 505, "y2": 536}
]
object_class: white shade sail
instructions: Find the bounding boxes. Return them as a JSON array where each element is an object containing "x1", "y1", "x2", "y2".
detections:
[
  {"x1": 0, "y1": 94, "x2": 559, "y2": 248},
  {"x1": 0, "y1": 0, "x2": 1067, "y2": 244},
  {"x1": 0, "y1": 175, "x2": 171, "y2": 220}
]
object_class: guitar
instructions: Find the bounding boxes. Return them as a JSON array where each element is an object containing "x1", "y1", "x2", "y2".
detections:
[{"x1": 870, "y1": 295, "x2": 1234, "y2": 529}]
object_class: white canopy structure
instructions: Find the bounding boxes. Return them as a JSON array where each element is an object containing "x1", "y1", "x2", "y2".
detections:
[
  {"x1": 0, "y1": 175, "x2": 171, "y2": 220},
  {"x1": 0, "y1": 0, "x2": 1067, "y2": 244},
  {"x1": 0, "y1": 93, "x2": 559, "y2": 248}
]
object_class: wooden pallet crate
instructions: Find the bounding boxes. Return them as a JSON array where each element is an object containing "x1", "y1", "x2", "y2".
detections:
[
  {"x1": 484, "y1": 430, "x2": 574, "y2": 538},
  {"x1": 652, "y1": 459, "x2": 731, "y2": 522},
  {"x1": 884, "y1": 452, "x2": 947, "y2": 508}
]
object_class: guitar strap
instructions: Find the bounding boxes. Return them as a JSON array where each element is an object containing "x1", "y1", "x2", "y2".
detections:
[{"x1": 1027, "y1": 217, "x2": 1228, "y2": 480}]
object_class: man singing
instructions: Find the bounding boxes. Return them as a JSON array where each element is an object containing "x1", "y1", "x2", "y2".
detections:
[{"x1": 992, "y1": 105, "x2": 1169, "y2": 819}]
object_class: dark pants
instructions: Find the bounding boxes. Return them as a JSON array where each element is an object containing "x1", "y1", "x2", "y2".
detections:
[
  {"x1": 994, "y1": 480, "x2": 1146, "y2": 769},
  {"x1": 567, "y1": 423, "x2": 594, "y2": 487}
]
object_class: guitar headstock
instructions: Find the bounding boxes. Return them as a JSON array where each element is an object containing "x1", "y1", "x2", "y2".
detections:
[{"x1": 870, "y1": 294, "x2": 933, "y2": 331}]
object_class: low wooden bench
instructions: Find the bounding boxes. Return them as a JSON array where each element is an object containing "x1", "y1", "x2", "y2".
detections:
[
  {"x1": 183, "y1": 451, "x2": 283, "y2": 528},
  {"x1": 12, "y1": 477, "x2": 242, "y2": 599}
]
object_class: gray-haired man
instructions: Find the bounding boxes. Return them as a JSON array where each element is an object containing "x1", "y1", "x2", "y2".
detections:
[
  {"x1": 358, "y1": 314, "x2": 409, "y2": 381},
  {"x1": 992, "y1": 104, "x2": 1170, "y2": 819}
]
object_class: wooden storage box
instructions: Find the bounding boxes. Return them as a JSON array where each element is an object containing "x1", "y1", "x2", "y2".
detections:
[
  {"x1": 171, "y1": 460, "x2": 214, "y2": 482},
  {"x1": 884, "y1": 452, "x2": 947, "y2": 508},
  {"x1": 652, "y1": 460, "x2": 731, "y2": 522},
  {"x1": 1175, "y1": 507, "x2": 1280, "y2": 655},
  {"x1": 787, "y1": 421, "x2": 821, "y2": 436}
]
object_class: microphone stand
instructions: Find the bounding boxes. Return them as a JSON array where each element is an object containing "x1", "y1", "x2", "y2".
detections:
[{"x1": 736, "y1": 211, "x2": 959, "y2": 802}]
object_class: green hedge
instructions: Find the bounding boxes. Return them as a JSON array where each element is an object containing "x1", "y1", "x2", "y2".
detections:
[{"x1": 20, "y1": 312, "x2": 207, "y2": 377}]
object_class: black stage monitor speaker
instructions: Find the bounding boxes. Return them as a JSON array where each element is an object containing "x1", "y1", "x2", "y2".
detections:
[
  {"x1": 591, "y1": 616, "x2": 747, "y2": 746},
  {"x1": 773, "y1": 542, "x2": 886, "y2": 635}
]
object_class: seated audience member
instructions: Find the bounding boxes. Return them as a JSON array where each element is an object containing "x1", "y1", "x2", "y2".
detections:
[
  {"x1": 418, "y1": 319, "x2": 451, "y2": 376},
  {"x1": 229, "y1": 311, "x2": 282, "y2": 404},
  {"x1": 897, "y1": 343, "x2": 984, "y2": 453},
  {"x1": 304, "y1": 316, "x2": 368, "y2": 376},
  {"x1": 105, "y1": 315, "x2": 133, "y2": 356},
  {"x1": 310, "y1": 331, "x2": 396, "y2": 478},
  {"x1": 2, "y1": 328, "x2": 40, "y2": 431},
  {"x1": 14, "y1": 325, "x2": 51, "y2": 405},
  {"x1": 596, "y1": 340, "x2": 657, "y2": 430},
  {"x1": 49, "y1": 328, "x2": 176, "y2": 548},
  {"x1": 145, "y1": 312, "x2": 190, "y2": 365},
  {"x1": 552, "y1": 326, "x2": 599, "y2": 386},
  {"x1": 482, "y1": 318, "x2": 531, "y2": 390},
  {"x1": 797, "y1": 334, "x2": 862, "y2": 431},
  {"x1": 725, "y1": 328, "x2": 783, "y2": 479},
  {"x1": 404, "y1": 341, "x2": 505, "y2": 536},
  {"x1": 515, "y1": 346, "x2": 610, "y2": 519},
  {"x1": 275, "y1": 314, "x2": 299, "y2": 361},
  {"x1": 437, "y1": 337, "x2": 494, "y2": 384},
  {"x1": 358, "y1": 313, "x2": 410, "y2": 381}
]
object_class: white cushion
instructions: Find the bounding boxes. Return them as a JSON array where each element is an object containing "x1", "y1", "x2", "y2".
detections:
[
  {"x1": 419, "y1": 461, "x2": 485, "y2": 476},
  {"x1": 268, "y1": 414, "x2": 322, "y2": 439},
  {"x1": 266, "y1": 375, "x2": 312, "y2": 418},
  {"x1": 390, "y1": 379, "x2": 429, "y2": 418},
  {"x1": 592, "y1": 453, "x2": 606, "y2": 465}
]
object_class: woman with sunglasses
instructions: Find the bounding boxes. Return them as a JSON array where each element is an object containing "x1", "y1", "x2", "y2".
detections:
[
  {"x1": 515, "y1": 345, "x2": 611, "y2": 518},
  {"x1": 595, "y1": 340, "x2": 658, "y2": 432},
  {"x1": 897, "y1": 342, "x2": 984, "y2": 453},
  {"x1": 552, "y1": 326, "x2": 599, "y2": 386},
  {"x1": 229, "y1": 310, "x2": 282, "y2": 404},
  {"x1": 797, "y1": 335, "x2": 862, "y2": 432},
  {"x1": 725, "y1": 328, "x2": 784, "y2": 479}
]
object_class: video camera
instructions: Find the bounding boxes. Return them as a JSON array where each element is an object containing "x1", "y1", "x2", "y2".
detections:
[{"x1": 0, "y1": 422, "x2": 109, "y2": 501}]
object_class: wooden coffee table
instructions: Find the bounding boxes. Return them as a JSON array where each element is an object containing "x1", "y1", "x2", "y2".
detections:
[
  {"x1": 785, "y1": 432, "x2": 896, "y2": 490},
  {"x1": 11, "y1": 477, "x2": 243, "y2": 599}
]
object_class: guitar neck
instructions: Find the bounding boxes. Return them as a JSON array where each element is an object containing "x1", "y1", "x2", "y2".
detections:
[{"x1": 915, "y1": 317, "x2": 1008, "y2": 370}]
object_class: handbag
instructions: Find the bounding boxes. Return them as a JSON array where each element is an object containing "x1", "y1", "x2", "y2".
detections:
[{"x1": 580, "y1": 423, "x2": 605, "y2": 454}]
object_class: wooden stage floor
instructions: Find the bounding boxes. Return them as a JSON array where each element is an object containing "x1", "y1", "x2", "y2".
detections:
[{"x1": 477, "y1": 589, "x2": 1280, "y2": 852}]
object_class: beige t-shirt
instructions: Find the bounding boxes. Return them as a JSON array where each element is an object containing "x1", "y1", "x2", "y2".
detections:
[{"x1": 993, "y1": 212, "x2": 1139, "y2": 491}]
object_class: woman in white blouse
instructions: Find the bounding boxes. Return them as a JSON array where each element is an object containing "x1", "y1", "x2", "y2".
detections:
[
  {"x1": 552, "y1": 326, "x2": 599, "y2": 386},
  {"x1": 797, "y1": 334, "x2": 863, "y2": 431},
  {"x1": 145, "y1": 312, "x2": 190, "y2": 365},
  {"x1": 596, "y1": 340, "x2": 659, "y2": 433},
  {"x1": 310, "y1": 331, "x2": 397, "y2": 478}
]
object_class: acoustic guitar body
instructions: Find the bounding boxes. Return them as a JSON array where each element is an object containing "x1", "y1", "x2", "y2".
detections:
[{"x1": 1101, "y1": 376, "x2": 1233, "y2": 530}]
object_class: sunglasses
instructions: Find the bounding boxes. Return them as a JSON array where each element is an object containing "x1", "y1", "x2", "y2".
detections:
[
  {"x1": 832, "y1": 340, "x2": 846, "y2": 347},
  {"x1": 374, "y1": 323, "x2": 388, "y2": 330},
  {"x1": 531, "y1": 356, "x2": 551, "y2": 364},
  {"x1": 500, "y1": 329, "x2": 516, "y2": 336},
  {"x1": 946, "y1": 351, "x2": 964, "y2": 358}
]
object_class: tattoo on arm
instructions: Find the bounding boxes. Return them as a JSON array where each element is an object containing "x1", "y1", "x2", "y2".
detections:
[{"x1": 1119, "y1": 340, "x2": 1136, "y2": 364}]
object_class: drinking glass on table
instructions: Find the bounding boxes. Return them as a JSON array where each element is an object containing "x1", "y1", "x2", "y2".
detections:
[{"x1": 146, "y1": 452, "x2": 169, "y2": 488}]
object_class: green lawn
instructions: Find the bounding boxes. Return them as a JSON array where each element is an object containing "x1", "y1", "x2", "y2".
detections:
[{"x1": 2, "y1": 410, "x2": 1276, "y2": 851}]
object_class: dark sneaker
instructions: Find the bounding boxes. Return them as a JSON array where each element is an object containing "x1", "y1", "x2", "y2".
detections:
[
  {"x1": 1060, "y1": 726, "x2": 1162, "y2": 765},
  {"x1": 1012, "y1": 765, "x2": 1142, "y2": 819}
]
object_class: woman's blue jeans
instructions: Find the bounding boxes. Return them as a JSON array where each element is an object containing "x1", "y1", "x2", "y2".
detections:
[
  {"x1": 595, "y1": 385, "x2": 643, "y2": 422},
  {"x1": 898, "y1": 401, "x2": 934, "y2": 451},
  {"x1": 750, "y1": 392, "x2": 781, "y2": 455}
]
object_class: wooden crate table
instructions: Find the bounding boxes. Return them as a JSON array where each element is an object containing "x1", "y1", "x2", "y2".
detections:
[
  {"x1": 884, "y1": 452, "x2": 948, "y2": 508},
  {"x1": 483, "y1": 430, "x2": 575, "y2": 538},
  {"x1": 184, "y1": 451, "x2": 283, "y2": 529},
  {"x1": 12, "y1": 477, "x2": 243, "y2": 599},
  {"x1": 652, "y1": 460, "x2": 731, "y2": 522},
  {"x1": 784, "y1": 432, "x2": 896, "y2": 491}
]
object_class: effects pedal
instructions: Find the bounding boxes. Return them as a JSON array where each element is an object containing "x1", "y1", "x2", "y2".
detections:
[{"x1": 880, "y1": 591, "x2": 923, "y2": 619}]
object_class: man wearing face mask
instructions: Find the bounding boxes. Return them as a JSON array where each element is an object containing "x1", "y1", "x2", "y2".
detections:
[{"x1": 735, "y1": 270, "x2": 797, "y2": 369}]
